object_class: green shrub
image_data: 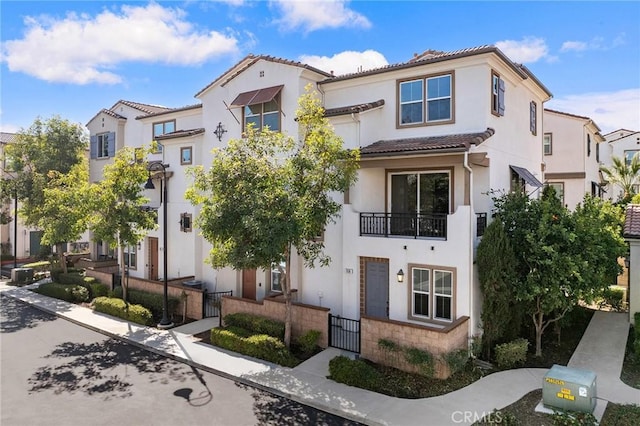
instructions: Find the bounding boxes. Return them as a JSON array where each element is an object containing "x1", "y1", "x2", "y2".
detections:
[
  {"x1": 552, "y1": 410, "x2": 597, "y2": 425},
  {"x1": 603, "y1": 287, "x2": 625, "y2": 311},
  {"x1": 33, "y1": 283, "x2": 89, "y2": 303},
  {"x1": 404, "y1": 347, "x2": 435, "y2": 377},
  {"x1": 378, "y1": 338, "x2": 400, "y2": 352},
  {"x1": 494, "y1": 338, "x2": 529, "y2": 369},
  {"x1": 223, "y1": 312, "x2": 285, "y2": 339},
  {"x1": 92, "y1": 297, "x2": 153, "y2": 326},
  {"x1": 210, "y1": 328, "x2": 297, "y2": 367},
  {"x1": 328, "y1": 356, "x2": 381, "y2": 390},
  {"x1": 444, "y1": 349, "x2": 469, "y2": 375},
  {"x1": 295, "y1": 330, "x2": 321, "y2": 357},
  {"x1": 111, "y1": 286, "x2": 179, "y2": 322}
]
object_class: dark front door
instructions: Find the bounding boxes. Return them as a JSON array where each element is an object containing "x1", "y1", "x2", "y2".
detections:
[
  {"x1": 365, "y1": 261, "x2": 389, "y2": 318},
  {"x1": 148, "y1": 237, "x2": 158, "y2": 281},
  {"x1": 29, "y1": 231, "x2": 44, "y2": 258},
  {"x1": 242, "y1": 269, "x2": 256, "y2": 300}
]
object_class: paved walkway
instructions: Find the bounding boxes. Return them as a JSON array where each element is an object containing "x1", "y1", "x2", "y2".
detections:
[{"x1": 1, "y1": 282, "x2": 638, "y2": 425}]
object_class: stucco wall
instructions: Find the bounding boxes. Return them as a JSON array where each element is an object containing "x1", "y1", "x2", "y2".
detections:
[
  {"x1": 221, "y1": 295, "x2": 330, "y2": 347},
  {"x1": 361, "y1": 315, "x2": 469, "y2": 379}
]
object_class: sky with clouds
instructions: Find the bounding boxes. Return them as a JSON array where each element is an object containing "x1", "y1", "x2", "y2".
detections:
[{"x1": 1, "y1": 0, "x2": 639, "y2": 134}]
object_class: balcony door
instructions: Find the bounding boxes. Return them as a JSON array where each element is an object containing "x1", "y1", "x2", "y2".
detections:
[{"x1": 390, "y1": 171, "x2": 450, "y2": 237}]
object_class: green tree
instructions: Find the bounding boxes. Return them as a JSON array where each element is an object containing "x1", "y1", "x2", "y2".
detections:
[
  {"x1": 476, "y1": 218, "x2": 519, "y2": 359},
  {"x1": 600, "y1": 154, "x2": 640, "y2": 203},
  {"x1": 89, "y1": 146, "x2": 158, "y2": 301},
  {"x1": 38, "y1": 161, "x2": 91, "y2": 272},
  {"x1": 186, "y1": 87, "x2": 359, "y2": 347},
  {"x1": 1, "y1": 116, "x2": 87, "y2": 264},
  {"x1": 493, "y1": 187, "x2": 626, "y2": 356}
]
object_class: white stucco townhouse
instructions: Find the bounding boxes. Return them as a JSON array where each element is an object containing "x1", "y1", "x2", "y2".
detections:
[
  {"x1": 600, "y1": 128, "x2": 640, "y2": 202},
  {"x1": 542, "y1": 109, "x2": 605, "y2": 210}
]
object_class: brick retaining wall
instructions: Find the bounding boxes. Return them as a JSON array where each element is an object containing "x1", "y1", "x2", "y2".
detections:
[
  {"x1": 361, "y1": 316, "x2": 469, "y2": 379},
  {"x1": 221, "y1": 295, "x2": 330, "y2": 347}
]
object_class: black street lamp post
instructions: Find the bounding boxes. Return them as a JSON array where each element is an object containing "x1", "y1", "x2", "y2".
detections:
[{"x1": 145, "y1": 162, "x2": 173, "y2": 329}]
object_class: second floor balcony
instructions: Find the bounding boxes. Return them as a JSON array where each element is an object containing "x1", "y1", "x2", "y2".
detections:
[{"x1": 360, "y1": 211, "x2": 487, "y2": 240}]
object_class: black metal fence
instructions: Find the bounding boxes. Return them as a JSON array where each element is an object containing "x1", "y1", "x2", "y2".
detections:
[
  {"x1": 328, "y1": 314, "x2": 361, "y2": 353},
  {"x1": 203, "y1": 290, "x2": 232, "y2": 321}
]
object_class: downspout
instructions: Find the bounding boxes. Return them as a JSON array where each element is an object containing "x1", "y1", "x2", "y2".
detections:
[{"x1": 463, "y1": 151, "x2": 475, "y2": 341}]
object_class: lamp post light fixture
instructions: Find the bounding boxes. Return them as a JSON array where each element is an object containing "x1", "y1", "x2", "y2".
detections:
[
  {"x1": 145, "y1": 162, "x2": 173, "y2": 329},
  {"x1": 397, "y1": 269, "x2": 405, "y2": 283}
]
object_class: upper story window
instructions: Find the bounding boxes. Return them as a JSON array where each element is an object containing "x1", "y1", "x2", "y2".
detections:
[
  {"x1": 90, "y1": 132, "x2": 115, "y2": 159},
  {"x1": 153, "y1": 120, "x2": 175, "y2": 153},
  {"x1": 530, "y1": 101, "x2": 537, "y2": 135},
  {"x1": 180, "y1": 213, "x2": 192, "y2": 232},
  {"x1": 230, "y1": 85, "x2": 283, "y2": 133},
  {"x1": 587, "y1": 134, "x2": 591, "y2": 157},
  {"x1": 596, "y1": 141, "x2": 600, "y2": 163},
  {"x1": 245, "y1": 97, "x2": 280, "y2": 132},
  {"x1": 398, "y1": 72, "x2": 453, "y2": 126},
  {"x1": 180, "y1": 146, "x2": 192, "y2": 165},
  {"x1": 543, "y1": 133, "x2": 552, "y2": 155},
  {"x1": 491, "y1": 71, "x2": 505, "y2": 116},
  {"x1": 624, "y1": 150, "x2": 640, "y2": 165}
]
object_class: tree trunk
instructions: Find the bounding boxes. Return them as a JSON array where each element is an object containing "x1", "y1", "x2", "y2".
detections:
[
  {"x1": 534, "y1": 310, "x2": 544, "y2": 357},
  {"x1": 282, "y1": 247, "x2": 293, "y2": 348},
  {"x1": 119, "y1": 244, "x2": 127, "y2": 302},
  {"x1": 56, "y1": 242, "x2": 68, "y2": 274}
]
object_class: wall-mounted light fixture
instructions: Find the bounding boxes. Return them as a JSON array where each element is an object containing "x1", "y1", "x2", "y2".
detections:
[
  {"x1": 214, "y1": 122, "x2": 227, "y2": 142},
  {"x1": 397, "y1": 269, "x2": 405, "y2": 283}
]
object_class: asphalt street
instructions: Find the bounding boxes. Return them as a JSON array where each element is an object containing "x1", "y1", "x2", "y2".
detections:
[{"x1": 0, "y1": 295, "x2": 361, "y2": 426}]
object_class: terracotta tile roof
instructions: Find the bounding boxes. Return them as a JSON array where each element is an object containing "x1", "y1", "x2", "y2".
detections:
[
  {"x1": 136, "y1": 103, "x2": 202, "y2": 120},
  {"x1": 194, "y1": 54, "x2": 333, "y2": 98},
  {"x1": 360, "y1": 128, "x2": 495, "y2": 157},
  {"x1": 544, "y1": 108, "x2": 592, "y2": 122},
  {"x1": 85, "y1": 108, "x2": 127, "y2": 127},
  {"x1": 155, "y1": 128, "x2": 205, "y2": 141},
  {"x1": 624, "y1": 204, "x2": 640, "y2": 238},
  {"x1": 0, "y1": 132, "x2": 17, "y2": 144},
  {"x1": 112, "y1": 100, "x2": 172, "y2": 115},
  {"x1": 324, "y1": 99, "x2": 385, "y2": 117},
  {"x1": 319, "y1": 45, "x2": 552, "y2": 98}
]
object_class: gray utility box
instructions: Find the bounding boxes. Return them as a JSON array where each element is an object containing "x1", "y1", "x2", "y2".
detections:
[
  {"x1": 543, "y1": 364, "x2": 597, "y2": 413},
  {"x1": 11, "y1": 267, "x2": 34, "y2": 283}
]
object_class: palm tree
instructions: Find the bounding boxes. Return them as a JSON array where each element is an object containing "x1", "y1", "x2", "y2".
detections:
[{"x1": 600, "y1": 154, "x2": 640, "y2": 203}]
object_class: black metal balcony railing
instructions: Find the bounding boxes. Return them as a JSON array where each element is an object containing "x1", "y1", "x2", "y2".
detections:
[
  {"x1": 360, "y1": 213, "x2": 448, "y2": 239},
  {"x1": 476, "y1": 213, "x2": 487, "y2": 237}
]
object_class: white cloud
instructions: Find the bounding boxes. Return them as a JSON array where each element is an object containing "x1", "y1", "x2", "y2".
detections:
[
  {"x1": 495, "y1": 37, "x2": 550, "y2": 63},
  {"x1": 546, "y1": 88, "x2": 640, "y2": 134},
  {"x1": 271, "y1": 0, "x2": 371, "y2": 33},
  {"x1": 299, "y1": 50, "x2": 388, "y2": 76},
  {"x1": 560, "y1": 41, "x2": 588, "y2": 52},
  {"x1": 1, "y1": 3, "x2": 239, "y2": 85}
]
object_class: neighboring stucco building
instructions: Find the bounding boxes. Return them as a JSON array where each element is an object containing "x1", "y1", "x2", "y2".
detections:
[
  {"x1": 87, "y1": 45, "x2": 552, "y2": 353},
  {"x1": 542, "y1": 109, "x2": 605, "y2": 209},
  {"x1": 600, "y1": 129, "x2": 640, "y2": 202},
  {"x1": 624, "y1": 204, "x2": 640, "y2": 323}
]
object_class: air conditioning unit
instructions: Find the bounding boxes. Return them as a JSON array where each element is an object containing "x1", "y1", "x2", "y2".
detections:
[
  {"x1": 543, "y1": 364, "x2": 597, "y2": 413},
  {"x1": 11, "y1": 268, "x2": 34, "y2": 283}
]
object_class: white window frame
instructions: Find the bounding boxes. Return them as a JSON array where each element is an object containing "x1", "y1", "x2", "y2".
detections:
[
  {"x1": 399, "y1": 79, "x2": 424, "y2": 125},
  {"x1": 546, "y1": 182, "x2": 565, "y2": 205},
  {"x1": 409, "y1": 265, "x2": 454, "y2": 323},
  {"x1": 398, "y1": 72, "x2": 454, "y2": 127},
  {"x1": 244, "y1": 96, "x2": 281, "y2": 132},
  {"x1": 124, "y1": 245, "x2": 137, "y2": 270},
  {"x1": 153, "y1": 120, "x2": 175, "y2": 153},
  {"x1": 97, "y1": 133, "x2": 109, "y2": 159},
  {"x1": 270, "y1": 261, "x2": 285, "y2": 292},
  {"x1": 543, "y1": 133, "x2": 552, "y2": 155},
  {"x1": 426, "y1": 74, "x2": 452, "y2": 122}
]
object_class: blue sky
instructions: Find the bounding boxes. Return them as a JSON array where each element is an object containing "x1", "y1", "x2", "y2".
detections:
[{"x1": 1, "y1": 1, "x2": 639, "y2": 134}]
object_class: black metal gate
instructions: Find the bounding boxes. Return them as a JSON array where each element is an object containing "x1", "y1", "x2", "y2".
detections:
[
  {"x1": 328, "y1": 314, "x2": 361, "y2": 353},
  {"x1": 203, "y1": 290, "x2": 232, "y2": 319}
]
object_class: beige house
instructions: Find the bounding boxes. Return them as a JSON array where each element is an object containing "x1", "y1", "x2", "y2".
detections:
[
  {"x1": 542, "y1": 109, "x2": 605, "y2": 209},
  {"x1": 600, "y1": 129, "x2": 640, "y2": 202}
]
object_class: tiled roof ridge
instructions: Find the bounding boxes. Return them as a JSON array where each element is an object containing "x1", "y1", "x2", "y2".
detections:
[
  {"x1": 324, "y1": 99, "x2": 385, "y2": 117},
  {"x1": 136, "y1": 103, "x2": 202, "y2": 120},
  {"x1": 361, "y1": 128, "x2": 495, "y2": 156},
  {"x1": 624, "y1": 204, "x2": 640, "y2": 238},
  {"x1": 111, "y1": 100, "x2": 172, "y2": 115},
  {"x1": 544, "y1": 108, "x2": 593, "y2": 122},
  {"x1": 154, "y1": 128, "x2": 205, "y2": 140},
  {"x1": 194, "y1": 54, "x2": 333, "y2": 98}
]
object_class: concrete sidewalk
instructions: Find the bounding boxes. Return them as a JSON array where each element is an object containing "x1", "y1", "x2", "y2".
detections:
[{"x1": 1, "y1": 282, "x2": 638, "y2": 425}]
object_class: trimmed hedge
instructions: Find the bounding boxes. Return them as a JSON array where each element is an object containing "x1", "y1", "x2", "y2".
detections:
[
  {"x1": 494, "y1": 338, "x2": 529, "y2": 369},
  {"x1": 210, "y1": 328, "x2": 298, "y2": 367},
  {"x1": 328, "y1": 356, "x2": 381, "y2": 390},
  {"x1": 223, "y1": 312, "x2": 285, "y2": 339},
  {"x1": 92, "y1": 297, "x2": 153, "y2": 326},
  {"x1": 112, "y1": 287, "x2": 179, "y2": 322},
  {"x1": 54, "y1": 272, "x2": 108, "y2": 300},
  {"x1": 295, "y1": 329, "x2": 321, "y2": 357},
  {"x1": 33, "y1": 283, "x2": 89, "y2": 303}
]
